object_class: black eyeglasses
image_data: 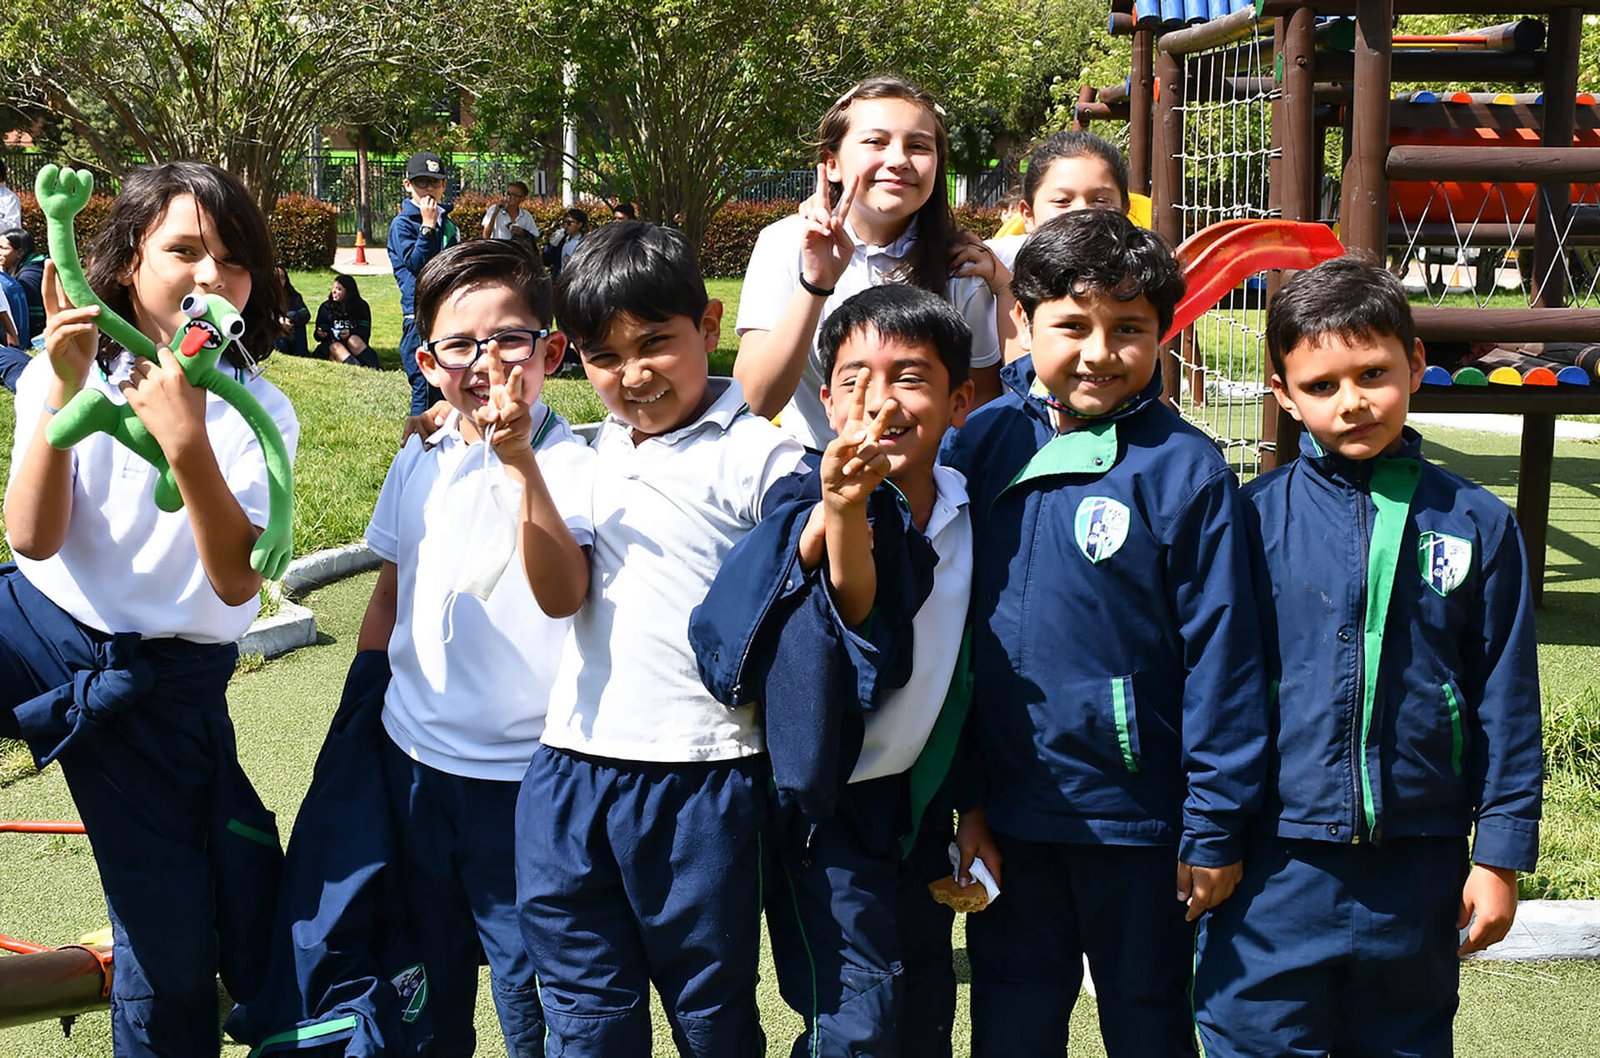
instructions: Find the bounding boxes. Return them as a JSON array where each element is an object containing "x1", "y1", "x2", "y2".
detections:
[{"x1": 422, "y1": 328, "x2": 551, "y2": 370}]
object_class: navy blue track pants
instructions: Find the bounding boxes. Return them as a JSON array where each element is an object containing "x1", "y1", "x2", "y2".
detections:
[
  {"x1": 1194, "y1": 837, "x2": 1468, "y2": 1058},
  {"x1": 966, "y1": 834, "x2": 1199, "y2": 1058},
  {"x1": 515, "y1": 745, "x2": 767, "y2": 1058},
  {"x1": 763, "y1": 776, "x2": 956, "y2": 1058},
  {"x1": 379, "y1": 736, "x2": 545, "y2": 1057},
  {"x1": 0, "y1": 566, "x2": 279, "y2": 1058}
]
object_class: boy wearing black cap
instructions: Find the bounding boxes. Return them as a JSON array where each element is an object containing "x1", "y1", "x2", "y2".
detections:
[{"x1": 389, "y1": 150, "x2": 461, "y2": 414}]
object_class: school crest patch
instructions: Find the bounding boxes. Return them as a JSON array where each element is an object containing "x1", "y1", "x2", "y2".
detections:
[
  {"x1": 1074, "y1": 496, "x2": 1130, "y2": 564},
  {"x1": 392, "y1": 962, "x2": 429, "y2": 1023},
  {"x1": 1418, "y1": 531, "x2": 1472, "y2": 597}
]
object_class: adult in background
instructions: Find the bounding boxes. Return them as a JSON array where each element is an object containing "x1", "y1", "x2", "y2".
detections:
[
  {"x1": 0, "y1": 161, "x2": 20, "y2": 231},
  {"x1": 483, "y1": 181, "x2": 541, "y2": 248},
  {"x1": 1, "y1": 228, "x2": 45, "y2": 344},
  {"x1": 314, "y1": 273, "x2": 377, "y2": 368},
  {"x1": 611, "y1": 202, "x2": 635, "y2": 221},
  {"x1": 388, "y1": 151, "x2": 458, "y2": 413}
]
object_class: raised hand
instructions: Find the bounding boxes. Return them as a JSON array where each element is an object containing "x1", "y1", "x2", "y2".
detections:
[
  {"x1": 821, "y1": 367, "x2": 895, "y2": 510},
  {"x1": 41, "y1": 260, "x2": 100, "y2": 391},
  {"x1": 948, "y1": 228, "x2": 1009, "y2": 295},
  {"x1": 419, "y1": 194, "x2": 441, "y2": 229},
  {"x1": 798, "y1": 164, "x2": 860, "y2": 294},
  {"x1": 119, "y1": 342, "x2": 209, "y2": 461},
  {"x1": 484, "y1": 358, "x2": 535, "y2": 468}
]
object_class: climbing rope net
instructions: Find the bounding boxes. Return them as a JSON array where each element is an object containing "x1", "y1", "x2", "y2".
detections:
[{"x1": 1171, "y1": 27, "x2": 1279, "y2": 478}]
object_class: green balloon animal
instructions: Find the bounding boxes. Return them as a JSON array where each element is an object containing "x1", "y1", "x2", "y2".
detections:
[{"x1": 35, "y1": 164, "x2": 295, "y2": 581}]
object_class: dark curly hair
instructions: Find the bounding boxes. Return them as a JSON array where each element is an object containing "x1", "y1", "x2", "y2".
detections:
[{"x1": 1011, "y1": 209, "x2": 1185, "y2": 337}]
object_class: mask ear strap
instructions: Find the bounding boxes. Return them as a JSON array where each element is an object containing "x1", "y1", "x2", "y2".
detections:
[{"x1": 440, "y1": 590, "x2": 462, "y2": 645}]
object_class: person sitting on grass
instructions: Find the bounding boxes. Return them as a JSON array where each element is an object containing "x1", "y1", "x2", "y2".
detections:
[
  {"x1": 314, "y1": 273, "x2": 377, "y2": 368},
  {"x1": 1193, "y1": 257, "x2": 1544, "y2": 1058},
  {"x1": 274, "y1": 266, "x2": 312, "y2": 359}
]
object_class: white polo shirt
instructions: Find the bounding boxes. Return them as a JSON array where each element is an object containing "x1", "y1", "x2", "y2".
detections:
[
  {"x1": 850, "y1": 465, "x2": 973, "y2": 783},
  {"x1": 8, "y1": 352, "x2": 300, "y2": 644},
  {"x1": 540, "y1": 378, "x2": 807, "y2": 763},
  {"x1": 736, "y1": 213, "x2": 1003, "y2": 451},
  {"x1": 367, "y1": 406, "x2": 595, "y2": 781},
  {"x1": 986, "y1": 233, "x2": 1028, "y2": 273},
  {"x1": 482, "y1": 204, "x2": 541, "y2": 242}
]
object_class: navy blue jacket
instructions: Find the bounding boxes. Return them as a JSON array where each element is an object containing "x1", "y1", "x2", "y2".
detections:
[
  {"x1": 940, "y1": 359, "x2": 1268, "y2": 867},
  {"x1": 16, "y1": 254, "x2": 44, "y2": 340},
  {"x1": 386, "y1": 202, "x2": 457, "y2": 318},
  {"x1": 1, "y1": 271, "x2": 30, "y2": 345},
  {"x1": 227, "y1": 650, "x2": 430, "y2": 1056},
  {"x1": 691, "y1": 465, "x2": 969, "y2": 847},
  {"x1": 1244, "y1": 428, "x2": 1542, "y2": 871}
]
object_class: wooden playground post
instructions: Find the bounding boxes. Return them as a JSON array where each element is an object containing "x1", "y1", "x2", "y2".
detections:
[
  {"x1": 1265, "y1": 5, "x2": 1320, "y2": 470},
  {"x1": 1153, "y1": 42, "x2": 1186, "y2": 407},
  {"x1": 1519, "y1": 5, "x2": 1583, "y2": 603},
  {"x1": 1130, "y1": 27, "x2": 1155, "y2": 197},
  {"x1": 1339, "y1": 0, "x2": 1393, "y2": 262}
]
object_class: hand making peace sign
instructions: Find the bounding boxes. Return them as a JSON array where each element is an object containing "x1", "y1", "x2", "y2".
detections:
[
  {"x1": 482, "y1": 357, "x2": 535, "y2": 468},
  {"x1": 821, "y1": 367, "x2": 896, "y2": 511},
  {"x1": 798, "y1": 164, "x2": 860, "y2": 295}
]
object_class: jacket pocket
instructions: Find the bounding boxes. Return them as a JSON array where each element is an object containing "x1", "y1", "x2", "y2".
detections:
[
  {"x1": 1442, "y1": 680, "x2": 1465, "y2": 778},
  {"x1": 1025, "y1": 675, "x2": 1143, "y2": 776},
  {"x1": 1111, "y1": 676, "x2": 1141, "y2": 774}
]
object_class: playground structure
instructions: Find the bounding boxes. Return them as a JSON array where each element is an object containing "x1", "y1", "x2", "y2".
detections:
[
  {"x1": 1081, "y1": 0, "x2": 1600, "y2": 602},
  {"x1": 0, "y1": 821, "x2": 113, "y2": 1033}
]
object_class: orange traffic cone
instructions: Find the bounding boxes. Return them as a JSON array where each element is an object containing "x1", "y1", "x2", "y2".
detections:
[{"x1": 353, "y1": 231, "x2": 368, "y2": 266}]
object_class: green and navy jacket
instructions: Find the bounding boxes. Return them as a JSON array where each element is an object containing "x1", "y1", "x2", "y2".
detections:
[
  {"x1": 939, "y1": 358, "x2": 1269, "y2": 868},
  {"x1": 1243, "y1": 428, "x2": 1542, "y2": 871},
  {"x1": 691, "y1": 462, "x2": 970, "y2": 851}
]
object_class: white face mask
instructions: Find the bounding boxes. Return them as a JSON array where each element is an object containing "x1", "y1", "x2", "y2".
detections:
[{"x1": 439, "y1": 423, "x2": 521, "y2": 643}]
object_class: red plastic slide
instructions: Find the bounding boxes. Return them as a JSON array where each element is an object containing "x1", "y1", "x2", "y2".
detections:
[{"x1": 1165, "y1": 221, "x2": 1346, "y2": 342}]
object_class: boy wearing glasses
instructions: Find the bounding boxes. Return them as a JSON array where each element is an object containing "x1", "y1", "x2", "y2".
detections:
[{"x1": 240, "y1": 239, "x2": 592, "y2": 1057}]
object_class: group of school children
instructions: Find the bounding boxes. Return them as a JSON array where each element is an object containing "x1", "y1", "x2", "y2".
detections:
[{"x1": 0, "y1": 70, "x2": 1542, "y2": 1058}]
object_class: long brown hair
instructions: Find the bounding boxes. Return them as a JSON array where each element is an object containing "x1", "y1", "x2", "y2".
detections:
[
  {"x1": 85, "y1": 161, "x2": 283, "y2": 371},
  {"x1": 816, "y1": 75, "x2": 955, "y2": 298}
]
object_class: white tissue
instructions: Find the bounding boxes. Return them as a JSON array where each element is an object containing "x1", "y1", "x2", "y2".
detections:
[{"x1": 945, "y1": 842, "x2": 1001, "y2": 905}]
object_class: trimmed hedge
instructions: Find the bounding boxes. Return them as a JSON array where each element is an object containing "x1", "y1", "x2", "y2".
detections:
[
  {"x1": 952, "y1": 204, "x2": 1006, "y2": 241},
  {"x1": 17, "y1": 191, "x2": 117, "y2": 259},
  {"x1": 697, "y1": 200, "x2": 794, "y2": 278},
  {"x1": 270, "y1": 194, "x2": 338, "y2": 270}
]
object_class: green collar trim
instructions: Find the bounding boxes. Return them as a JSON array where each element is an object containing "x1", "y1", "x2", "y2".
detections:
[{"x1": 1005, "y1": 420, "x2": 1119, "y2": 493}]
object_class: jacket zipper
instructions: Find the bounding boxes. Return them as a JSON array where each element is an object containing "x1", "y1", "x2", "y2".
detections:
[{"x1": 1351, "y1": 486, "x2": 1368, "y2": 844}]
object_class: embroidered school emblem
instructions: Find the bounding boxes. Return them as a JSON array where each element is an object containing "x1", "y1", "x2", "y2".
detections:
[
  {"x1": 1074, "y1": 496, "x2": 1130, "y2": 563},
  {"x1": 1418, "y1": 531, "x2": 1472, "y2": 597},
  {"x1": 392, "y1": 962, "x2": 430, "y2": 1023}
]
